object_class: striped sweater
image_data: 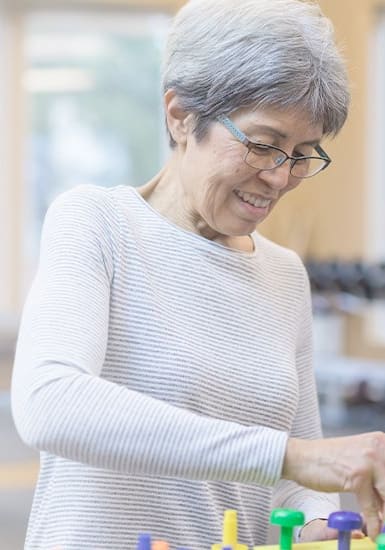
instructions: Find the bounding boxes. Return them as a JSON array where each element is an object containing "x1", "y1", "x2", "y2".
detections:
[{"x1": 11, "y1": 184, "x2": 338, "y2": 550}]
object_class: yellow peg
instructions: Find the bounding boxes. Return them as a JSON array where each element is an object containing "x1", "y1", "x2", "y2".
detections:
[{"x1": 212, "y1": 509, "x2": 248, "y2": 550}]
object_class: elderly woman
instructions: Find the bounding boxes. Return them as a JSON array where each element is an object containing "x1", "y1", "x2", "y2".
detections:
[{"x1": 11, "y1": 0, "x2": 385, "y2": 549}]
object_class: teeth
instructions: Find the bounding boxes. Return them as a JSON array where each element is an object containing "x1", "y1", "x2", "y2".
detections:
[{"x1": 235, "y1": 190, "x2": 271, "y2": 208}]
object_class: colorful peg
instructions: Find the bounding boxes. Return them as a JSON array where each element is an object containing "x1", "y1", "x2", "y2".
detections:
[
  {"x1": 152, "y1": 541, "x2": 169, "y2": 550},
  {"x1": 137, "y1": 534, "x2": 151, "y2": 550},
  {"x1": 211, "y1": 510, "x2": 248, "y2": 550},
  {"x1": 377, "y1": 533, "x2": 385, "y2": 550},
  {"x1": 270, "y1": 508, "x2": 305, "y2": 550},
  {"x1": 327, "y1": 511, "x2": 362, "y2": 550}
]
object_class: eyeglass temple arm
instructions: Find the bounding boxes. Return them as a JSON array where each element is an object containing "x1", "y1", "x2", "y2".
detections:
[
  {"x1": 217, "y1": 115, "x2": 249, "y2": 145},
  {"x1": 315, "y1": 144, "x2": 331, "y2": 162},
  {"x1": 219, "y1": 115, "x2": 331, "y2": 166}
]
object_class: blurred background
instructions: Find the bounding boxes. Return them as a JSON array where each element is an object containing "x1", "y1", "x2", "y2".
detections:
[{"x1": 1, "y1": 0, "x2": 385, "y2": 548}]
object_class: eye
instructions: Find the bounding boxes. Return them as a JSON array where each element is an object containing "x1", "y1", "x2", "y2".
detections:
[
  {"x1": 250, "y1": 143, "x2": 272, "y2": 156},
  {"x1": 293, "y1": 144, "x2": 314, "y2": 158}
]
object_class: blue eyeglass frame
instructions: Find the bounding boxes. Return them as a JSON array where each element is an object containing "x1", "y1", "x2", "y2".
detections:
[{"x1": 217, "y1": 114, "x2": 332, "y2": 177}]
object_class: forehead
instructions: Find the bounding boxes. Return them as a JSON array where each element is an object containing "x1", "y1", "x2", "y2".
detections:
[{"x1": 230, "y1": 105, "x2": 324, "y2": 145}]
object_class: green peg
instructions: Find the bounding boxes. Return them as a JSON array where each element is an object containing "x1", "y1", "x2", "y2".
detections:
[
  {"x1": 376, "y1": 533, "x2": 385, "y2": 550},
  {"x1": 270, "y1": 508, "x2": 305, "y2": 550}
]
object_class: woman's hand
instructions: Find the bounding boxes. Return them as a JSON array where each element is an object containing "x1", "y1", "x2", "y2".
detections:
[
  {"x1": 299, "y1": 519, "x2": 365, "y2": 543},
  {"x1": 282, "y1": 432, "x2": 385, "y2": 540}
]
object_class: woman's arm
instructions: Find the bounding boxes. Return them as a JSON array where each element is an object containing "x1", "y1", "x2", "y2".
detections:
[{"x1": 11, "y1": 185, "x2": 288, "y2": 485}]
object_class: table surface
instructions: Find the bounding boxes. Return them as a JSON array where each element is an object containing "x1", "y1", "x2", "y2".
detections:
[{"x1": 255, "y1": 538, "x2": 376, "y2": 550}]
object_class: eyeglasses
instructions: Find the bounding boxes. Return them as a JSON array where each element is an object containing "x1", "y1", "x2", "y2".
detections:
[{"x1": 217, "y1": 115, "x2": 331, "y2": 179}]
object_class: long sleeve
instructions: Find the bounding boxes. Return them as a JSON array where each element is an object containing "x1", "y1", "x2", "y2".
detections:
[
  {"x1": 272, "y1": 269, "x2": 339, "y2": 531},
  {"x1": 11, "y1": 185, "x2": 288, "y2": 486}
]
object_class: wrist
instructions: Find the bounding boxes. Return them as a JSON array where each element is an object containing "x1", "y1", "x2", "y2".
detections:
[{"x1": 282, "y1": 437, "x2": 308, "y2": 482}]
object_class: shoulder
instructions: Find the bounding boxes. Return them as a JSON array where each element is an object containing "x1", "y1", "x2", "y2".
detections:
[
  {"x1": 41, "y1": 185, "x2": 122, "y2": 275},
  {"x1": 254, "y1": 232, "x2": 308, "y2": 280},
  {"x1": 254, "y1": 233, "x2": 312, "y2": 317},
  {"x1": 43, "y1": 184, "x2": 122, "y2": 244},
  {"x1": 46, "y1": 184, "x2": 117, "y2": 221}
]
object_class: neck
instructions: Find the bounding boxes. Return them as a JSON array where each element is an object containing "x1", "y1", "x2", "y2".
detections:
[
  {"x1": 136, "y1": 157, "x2": 254, "y2": 252},
  {"x1": 137, "y1": 157, "x2": 206, "y2": 236}
]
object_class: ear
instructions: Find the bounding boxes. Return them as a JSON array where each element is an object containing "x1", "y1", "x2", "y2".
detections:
[{"x1": 164, "y1": 89, "x2": 193, "y2": 146}]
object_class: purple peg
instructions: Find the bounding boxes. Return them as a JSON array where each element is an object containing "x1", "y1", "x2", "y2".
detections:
[
  {"x1": 327, "y1": 511, "x2": 362, "y2": 550},
  {"x1": 136, "y1": 533, "x2": 151, "y2": 550}
]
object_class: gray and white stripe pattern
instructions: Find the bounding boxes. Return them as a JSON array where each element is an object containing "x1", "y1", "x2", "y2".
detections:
[{"x1": 12, "y1": 184, "x2": 338, "y2": 549}]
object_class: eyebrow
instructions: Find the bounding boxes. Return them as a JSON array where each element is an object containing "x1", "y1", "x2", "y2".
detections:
[{"x1": 247, "y1": 124, "x2": 321, "y2": 147}]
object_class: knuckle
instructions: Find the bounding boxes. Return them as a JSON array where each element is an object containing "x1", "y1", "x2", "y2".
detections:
[
  {"x1": 361, "y1": 502, "x2": 377, "y2": 514},
  {"x1": 361, "y1": 432, "x2": 385, "y2": 460},
  {"x1": 369, "y1": 431, "x2": 384, "y2": 446}
]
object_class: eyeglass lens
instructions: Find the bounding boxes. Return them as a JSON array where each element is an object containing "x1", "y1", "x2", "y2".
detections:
[{"x1": 245, "y1": 147, "x2": 327, "y2": 178}]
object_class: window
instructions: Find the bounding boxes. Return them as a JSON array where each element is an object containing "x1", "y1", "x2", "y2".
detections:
[{"x1": 23, "y1": 10, "x2": 170, "y2": 265}]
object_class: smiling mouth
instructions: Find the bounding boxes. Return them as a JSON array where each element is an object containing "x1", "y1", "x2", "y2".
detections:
[{"x1": 234, "y1": 189, "x2": 272, "y2": 208}]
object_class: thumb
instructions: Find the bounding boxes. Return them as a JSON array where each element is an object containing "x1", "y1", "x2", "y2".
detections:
[{"x1": 357, "y1": 483, "x2": 382, "y2": 540}]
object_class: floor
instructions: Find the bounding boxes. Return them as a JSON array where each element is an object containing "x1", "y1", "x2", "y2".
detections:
[
  {"x1": 0, "y1": 352, "x2": 38, "y2": 550},
  {"x1": 0, "y1": 399, "x2": 37, "y2": 549}
]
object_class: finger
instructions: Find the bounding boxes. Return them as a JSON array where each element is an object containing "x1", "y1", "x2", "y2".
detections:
[
  {"x1": 357, "y1": 483, "x2": 382, "y2": 540},
  {"x1": 359, "y1": 513, "x2": 368, "y2": 536},
  {"x1": 351, "y1": 530, "x2": 365, "y2": 539},
  {"x1": 299, "y1": 521, "x2": 337, "y2": 542},
  {"x1": 323, "y1": 527, "x2": 339, "y2": 540},
  {"x1": 374, "y1": 488, "x2": 384, "y2": 530}
]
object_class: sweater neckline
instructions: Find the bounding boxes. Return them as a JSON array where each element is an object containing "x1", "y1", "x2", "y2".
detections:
[{"x1": 127, "y1": 185, "x2": 259, "y2": 259}]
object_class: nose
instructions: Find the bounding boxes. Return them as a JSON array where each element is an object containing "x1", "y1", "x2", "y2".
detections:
[{"x1": 257, "y1": 161, "x2": 292, "y2": 191}]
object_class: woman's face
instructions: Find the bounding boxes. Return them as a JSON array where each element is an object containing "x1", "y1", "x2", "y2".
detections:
[{"x1": 178, "y1": 105, "x2": 324, "y2": 238}]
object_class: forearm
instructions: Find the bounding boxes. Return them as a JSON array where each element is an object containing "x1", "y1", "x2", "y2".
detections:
[
  {"x1": 282, "y1": 436, "x2": 353, "y2": 492},
  {"x1": 12, "y1": 360, "x2": 288, "y2": 485}
]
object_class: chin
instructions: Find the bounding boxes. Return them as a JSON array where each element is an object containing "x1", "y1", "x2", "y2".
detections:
[{"x1": 226, "y1": 223, "x2": 259, "y2": 237}]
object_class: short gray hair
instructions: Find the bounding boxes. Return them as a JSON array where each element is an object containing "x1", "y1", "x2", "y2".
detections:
[{"x1": 162, "y1": 0, "x2": 350, "y2": 146}]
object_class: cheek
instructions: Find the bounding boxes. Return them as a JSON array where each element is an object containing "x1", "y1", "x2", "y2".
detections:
[
  {"x1": 233, "y1": 164, "x2": 246, "y2": 177},
  {"x1": 185, "y1": 139, "x2": 248, "y2": 197},
  {"x1": 221, "y1": 157, "x2": 251, "y2": 185},
  {"x1": 213, "y1": 142, "x2": 247, "y2": 177},
  {"x1": 201, "y1": 174, "x2": 235, "y2": 217},
  {"x1": 205, "y1": 160, "x2": 246, "y2": 194}
]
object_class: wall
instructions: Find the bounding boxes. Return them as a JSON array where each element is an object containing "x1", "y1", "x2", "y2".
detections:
[
  {"x1": 259, "y1": 0, "x2": 385, "y2": 359},
  {"x1": 260, "y1": 0, "x2": 382, "y2": 261},
  {"x1": 0, "y1": 0, "x2": 180, "y2": 318}
]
